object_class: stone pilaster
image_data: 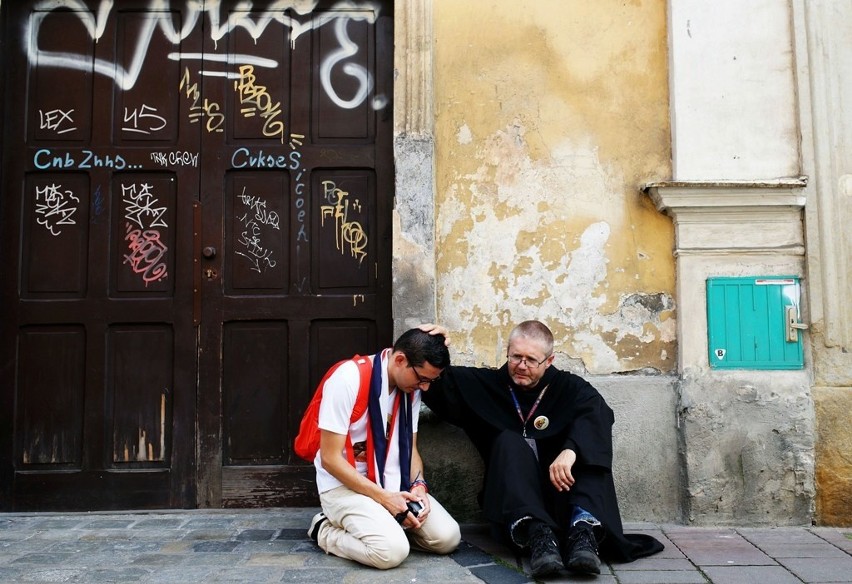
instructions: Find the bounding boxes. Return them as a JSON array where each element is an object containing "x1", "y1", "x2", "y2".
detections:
[{"x1": 646, "y1": 180, "x2": 815, "y2": 525}]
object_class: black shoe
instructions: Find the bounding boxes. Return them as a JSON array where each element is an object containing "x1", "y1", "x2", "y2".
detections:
[
  {"x1": 528, "y1": 523, "x2": 564, "y2": 577},
  {"x1": 307, "y1": 512, "x2": 327, "y2": 542},
  {"x1": 563, "y1": 521, "x2": 601, "y2": 574}
]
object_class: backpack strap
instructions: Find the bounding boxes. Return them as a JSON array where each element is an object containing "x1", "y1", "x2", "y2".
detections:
[{"x1": 342, "y1": 354, "x2": 374, "y2": 466}]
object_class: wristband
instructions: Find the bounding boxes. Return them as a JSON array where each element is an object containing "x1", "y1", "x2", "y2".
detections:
[{"x1": 409, "y1": 478, "x2": 429, "y2": 492}]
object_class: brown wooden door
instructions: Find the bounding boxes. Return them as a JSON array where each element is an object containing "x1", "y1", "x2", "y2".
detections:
[{"x1": 0, "y1": 0, "x2": 393, "y2": 511}]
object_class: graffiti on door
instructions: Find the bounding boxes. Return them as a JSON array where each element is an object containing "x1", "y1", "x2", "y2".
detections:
[
  {"x1": 39, "y1": 108, "x2": 77, "y2": 135},
  {"x1": 122, "y1": 181, "x2": 170, "y2": 287},
  {"x1": 320, "y1": 180, "x2": 368, "y2": 265},
  {"x1": 235, "y1": 187, "x2": 280, "y2": 274},
  {"x1": 26, "y1": 0, "x2": 386, "y2": 110},
  {"x1": 34, "y1": 182, "x2": 82, "y2": 236},
  {"x1": 26, "y1": 0, "x2": 380, "y2": 270}
]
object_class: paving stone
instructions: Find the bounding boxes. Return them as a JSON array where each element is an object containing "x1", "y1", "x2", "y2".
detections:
[
  {"x1": 132, "y1": 518, "x2": 186, "y2": 529},
  {"x1": 230, "y1": 540, "x2": 294, "y2": 554},
  {"x1": 142, "y1": 565, "x2": 216, "y2": 583},
  {"x1": 130, "y1": 552, "x2": 189, "y2": 567},
  {"x1": 244, "y1": 552, "x2": 307, "y2": 567},
  {"x1": 16, "y1": 567, "x2": 87, "y2": 582},
  {"x1": 182, "y1": 529, "x2": 234, "y2": 541},
  {"x1": 191, "y1": 541, "x2": 242, "y2": 553},
  {"x1": 74, "y1": 567, "x2": 151, "y2": 582},
  {"x1": 0, "y1": 567, "x2": 24, "y2": 581},
  {"x1": 615, "y1": 558, "x2": 699, "y2": 571},
  {"x1": 344, "y1": 567, "x2": 421, "y2": 583},
  {"x1": 810, "y1": 528, "x2": 852, "y2": 554},
  {"x1": 468, "y1": 563, "x2": 532, "y2": 584},
  {"x1": 183, "y1": 518, "x2": 237, "y2": 529},
  {"x1": 47, "y1": 541, "x2": 114, "y2": 554},
  {"x1": 669, "y1": 535, "x2": 777, "y2": 566},
  {"x1": 776, "y1": 557, "x2": 852, "y2": 583},
  {"x1": 702, "y1": 565, "x2": 804, "y2": 584},
  {"x1": 0, "y1": 539, "x2": 51, "y2": 554},
  {"x1": 663, "y1": 527, "x2": 739, "y2": 537},
  {"x1": 11, "y1": 552, "x2": 76, "y2": 565},
  {"x1": 83, "y1": 519, "x2": 135, "y2": 529},
  {"x1": 30, "y1": 519, "x2": 85, "y2": 530},
  {"x1": 204, "y1": 566, "x2": 285, "y2": 583},
  {"x1": 613, "y1": 569, "x2": 709, "y2": 583},
  {"x1": 274, "y1": 528, "x2": 306, "y2": 540},
  {"x1": 158, "y1": 541, "x2": 193, "y2": 553},
  {"x1": 749, "y1": 543, "x2": 849, "y2": 558},
  {"x1": 738, "y1": 528, "x2": 825, "y2": 544},
  {"x1": 287, "y1": 540, "x2": 324, "y2": 554},
  {"x1": 277, "y1": 567, "x2": 349, "y2": 582},
  {"x1": 235, "y1": 529, "x2": 277, "y2": 541},
  {"x1": 451, "y1": 540, "x2": 496, "y2": 567}
]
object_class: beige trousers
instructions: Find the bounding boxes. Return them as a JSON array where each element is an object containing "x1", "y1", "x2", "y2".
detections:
[{"x1": 317, "y1": 485, "x2": 461, "y2": 569}]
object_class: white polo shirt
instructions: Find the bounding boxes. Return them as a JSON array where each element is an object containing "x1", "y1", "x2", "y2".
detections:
[{"x1": 314, "y1": 351, "x2": 421, "y2": 494}]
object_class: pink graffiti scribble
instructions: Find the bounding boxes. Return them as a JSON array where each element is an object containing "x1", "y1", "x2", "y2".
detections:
[{"x1": 124, "y1": 222, "x2": 168, "y2": 286}]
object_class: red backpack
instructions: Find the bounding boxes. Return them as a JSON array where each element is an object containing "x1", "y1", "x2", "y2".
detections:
[{"x1": 293, "y1": 354, "x2": 373, "y2": 463}]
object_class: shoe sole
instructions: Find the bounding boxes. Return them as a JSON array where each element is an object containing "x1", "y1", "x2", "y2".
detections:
[
  {"x1": 566, "y1": 551, "x2": 601, "y2": 575},
  {"x1": 531, "y1": 558, "x2": 564, "y2": 577},
  {"x1": 308, "y1": 514, "x2": 327, "y2": 541}
]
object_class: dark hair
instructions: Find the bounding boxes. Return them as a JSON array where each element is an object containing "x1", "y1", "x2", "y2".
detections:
[{"x1": 393, "y1": 328, "x2": 450, "y2": 369}]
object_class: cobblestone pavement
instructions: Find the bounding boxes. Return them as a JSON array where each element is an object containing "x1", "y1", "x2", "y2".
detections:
[{"x1": 1, "y1": 509, "x2": 850, "y2": 583}]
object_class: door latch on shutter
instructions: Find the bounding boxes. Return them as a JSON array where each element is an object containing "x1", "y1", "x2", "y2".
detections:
[{"x1": 785, "y1": 306, "x2": 808, "y2": 342}]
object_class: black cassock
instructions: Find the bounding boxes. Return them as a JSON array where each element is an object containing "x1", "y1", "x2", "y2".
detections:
[{"x1": 422, "y1": 363, "x2": 663, "y2": 562}]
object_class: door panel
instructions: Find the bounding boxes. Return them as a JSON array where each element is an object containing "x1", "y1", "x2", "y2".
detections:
[
  {"x1": 24, "y1": 174, "x2": 91, "y2": 295},
  {"x1": 1, "y1": 0, "x2": 393, "y2": 511},
  {"x1": 108, "y1": 325, "x2": 173, "y2": 465},
  {"x1": 223, "y1": 322, "x2": 290, "y2": 464},
  {"x1": 17, "y1": 327, "x2": 87, "y2": 467},
  {"x1": 226, "y1": 173, "x2": 290, "y2": 291}
]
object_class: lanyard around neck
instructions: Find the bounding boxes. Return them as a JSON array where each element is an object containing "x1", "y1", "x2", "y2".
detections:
[{"x1": 507, "y1": 383, "x2": 550, "y2": 438}]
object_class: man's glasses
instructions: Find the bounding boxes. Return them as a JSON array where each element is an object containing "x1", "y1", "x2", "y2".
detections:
[
  {"x1": 507, "y1": 354, "x2": 550, "y2": 368},
  {"x1": 408, "y1": 364, "x2": 441, "y2": 385}
]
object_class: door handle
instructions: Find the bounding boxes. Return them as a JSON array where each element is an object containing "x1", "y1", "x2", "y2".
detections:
[
  {"x1": 202, "y1": 246, "x2": 217, "y2": 259},
  {"x1": 785, "y1": 306, "x2": 808, "y2": 342}
]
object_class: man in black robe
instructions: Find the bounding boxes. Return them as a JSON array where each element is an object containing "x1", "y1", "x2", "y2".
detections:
[{"x1": 422, "y1": 320, "x2": 663, "y2": 577}]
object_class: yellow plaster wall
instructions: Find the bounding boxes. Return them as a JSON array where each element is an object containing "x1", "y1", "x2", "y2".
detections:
[
  {"x1": 814, "y1": 387, "x2": 852, "y2": 526},
  {"x1": 433, "y1": 0, "x2": 674, "y2": 373}
]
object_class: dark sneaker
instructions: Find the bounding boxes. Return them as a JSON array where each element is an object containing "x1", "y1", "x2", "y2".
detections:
[
  {"x1": 528, "y1": 523, "x2": 564, "y2": 577},
  {"x1": 563, "y1": 521, "x2": 601, "y2": 574},
  {"x1": 307, "y1": 512, "x2": 328, "y2": 542}
]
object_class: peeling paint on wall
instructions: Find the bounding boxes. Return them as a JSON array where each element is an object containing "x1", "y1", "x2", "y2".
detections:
[{"x1": 433, "y1": 0, "x2": 673, "y2": 373}]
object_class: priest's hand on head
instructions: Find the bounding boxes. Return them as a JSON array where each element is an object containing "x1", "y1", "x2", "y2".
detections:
[
  {"x1": 549, "y1": 448, "x2": 577, "y2": 492},
  {"x1": 417, "y1": 323, "x2": 451, "y2": 346}
]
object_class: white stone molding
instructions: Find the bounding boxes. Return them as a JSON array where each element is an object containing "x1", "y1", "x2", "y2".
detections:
[{"x1": 646, "y1": 179, "x2": 808, "y2": 256}]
